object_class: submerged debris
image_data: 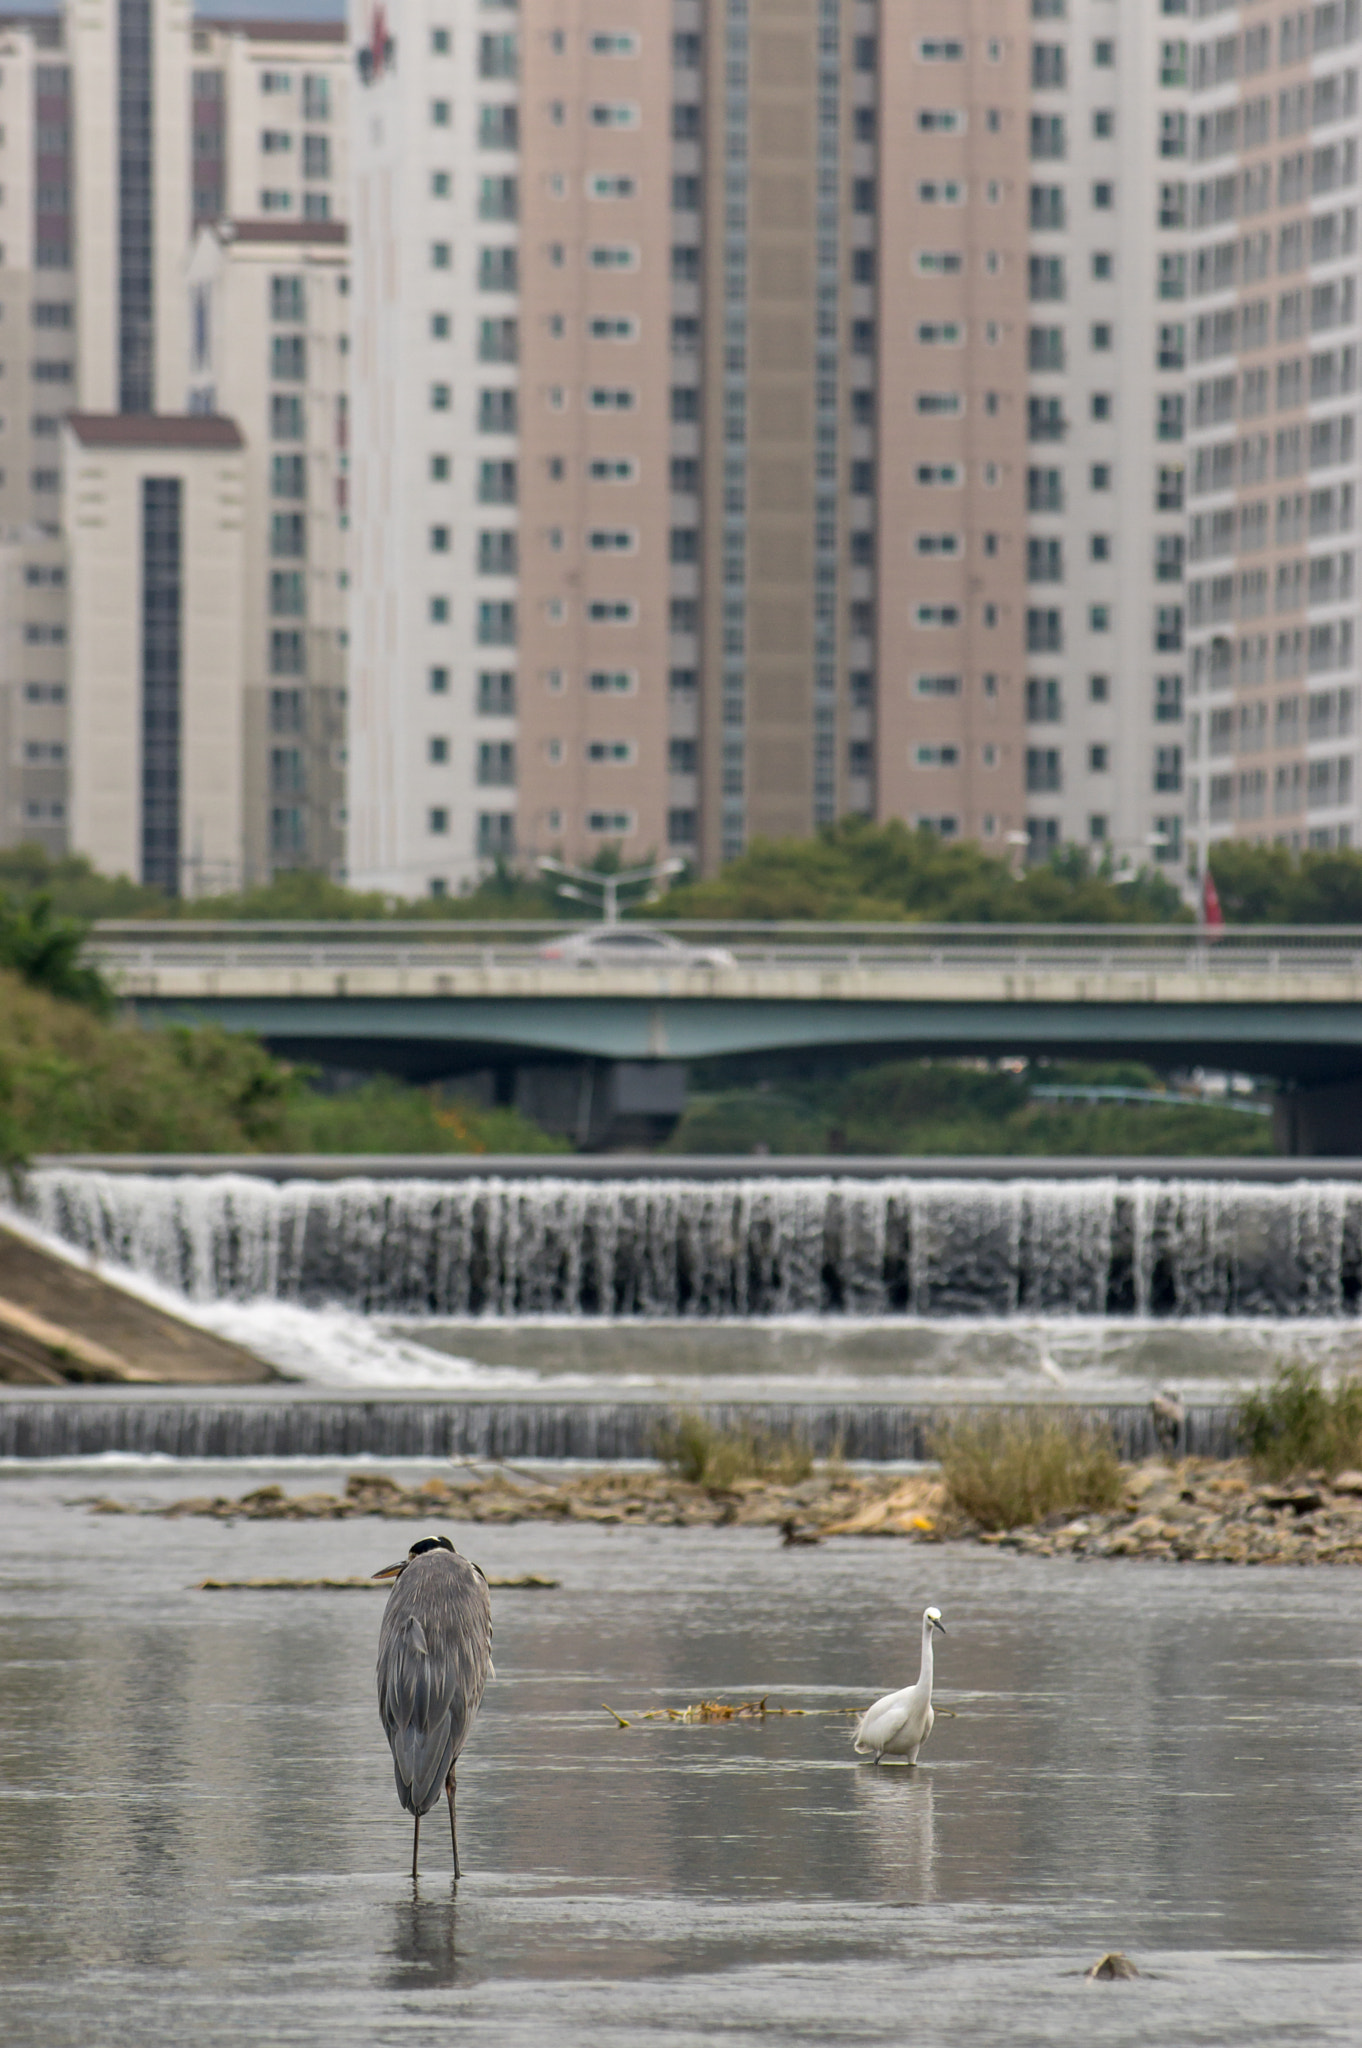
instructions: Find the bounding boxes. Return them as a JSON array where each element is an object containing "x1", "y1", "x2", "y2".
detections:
[
  {"x1": 195, "y1": 1573, "x2": 558, "y2": 1592},
  {"x1": 602, "y1": 1697, "x2": 810, "y2": 1727},
  {"x1": 1086, "y1": 1952, "x2": 1140, "y2": 1981}
]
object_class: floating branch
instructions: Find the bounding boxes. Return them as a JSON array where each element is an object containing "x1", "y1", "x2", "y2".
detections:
[{"x1": 195, "y1": 1573, "x2": 559, "y2": 1592}]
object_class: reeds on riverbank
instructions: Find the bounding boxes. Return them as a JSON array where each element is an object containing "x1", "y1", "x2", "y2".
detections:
[
  {"x1": 931, "y1": 1409, "x2": 1123, "y2": 1532},
  {"x1": 1239, "y1": 1366, "x2": 1362, "y2": 1481}
]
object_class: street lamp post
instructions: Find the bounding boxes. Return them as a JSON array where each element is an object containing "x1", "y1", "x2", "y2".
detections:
[{"x1": 536, "y1": 854, "x2": 686, "y2": 924}]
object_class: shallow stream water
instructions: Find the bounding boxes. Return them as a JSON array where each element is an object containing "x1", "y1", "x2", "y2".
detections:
[{"x1": 2, "y1": 1461, "x2": 1360, "y2": 2046}]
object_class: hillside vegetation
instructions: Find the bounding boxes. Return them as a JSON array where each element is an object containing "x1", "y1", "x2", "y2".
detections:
[
  {"x1": 0, "y1": 970, "x2": 563, "y2": 1161},
  {"x1": 665, "y1": 1058, "x2": 1275, "y2": 1158}
]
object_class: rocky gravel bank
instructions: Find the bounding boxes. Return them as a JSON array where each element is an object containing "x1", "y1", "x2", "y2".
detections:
[{"x1": 89, "y1": 1458, "x2": 1362, "y2": 1563}]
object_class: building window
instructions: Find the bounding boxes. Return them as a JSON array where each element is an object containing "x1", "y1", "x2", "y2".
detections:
[
  {"x1": 270, "y1": 394, "x2": 304, "y2": 439},
  {"x1": 477, "y1": 389, "x2": 518, "y2": 432},
  {"x1": 477, "y1": 601, "x2": 517, "y2": 645},
  {"x1": 1026, "y1": 676, "x2": 1062, "y2": 722},
  {"x1": 477, "y1": 670, "x2": 515, "y2": 714},
  {"x1": 428, "y1": 807, "x2": 449, "y2": 833},
  {"x1": 478, "y1": 246, "x2": 518, "y2": 291},
  {"x1": 477, "y1": 530, "x2": 518, "y2": 574},
  {"x1": 271, "y1": 334, "x2": 306, "y2": 380},
  {"x1": 269, "y1": 452, "x2": 306, "y2": 501},
  {"x1": 1026, "y1": 608, "x2": 1063, "y2": 651},
  {"x1": 140, "y1": 478, "x2": 182, "y2": 891},
  {"x1": 270, "y1": 512, "x2": 306, "y2": 559},
  {"x1": 269, "y1": 630, "x2": 304, "y2": 675},
  {"x1": 477, "y1": 812, "x2": 516, "y2": 857},
  {"x1": 269, "y1": 570, "x2": 305, "y2": 617},
  {"x1": 1026, "y1": 747, "x2": 1062, "y2": 792},
  {"x1": 1154, "y1": 746, "x2": 1183, "y2": 793}
]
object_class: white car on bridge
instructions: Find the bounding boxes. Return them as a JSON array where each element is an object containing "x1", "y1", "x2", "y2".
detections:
[{"x1": 537, "y1": 926, "x2": 736, "y2": 969}]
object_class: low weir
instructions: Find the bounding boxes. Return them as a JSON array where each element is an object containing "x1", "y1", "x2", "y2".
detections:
[
  {"x1": 25, "y1": 1165, "x2": 1362, "y2": 1320},
  {"x1": 0, "y1": 1392, "x2": 1241, "y2": 1463}
]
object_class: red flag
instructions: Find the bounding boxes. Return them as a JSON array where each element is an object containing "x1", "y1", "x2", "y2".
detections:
[{"x1": 1202, "y1": 867, "x2": 1225, "y2": 931}]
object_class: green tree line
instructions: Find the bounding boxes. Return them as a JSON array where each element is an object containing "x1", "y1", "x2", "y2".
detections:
[{"x1": 8, "y1": 825, "x2": 1362, "y2": 930}]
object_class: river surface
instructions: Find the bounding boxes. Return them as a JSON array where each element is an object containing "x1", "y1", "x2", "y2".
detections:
[{"x1": 2, "y1": 1461, "x2": 1360, "y2": 2046}]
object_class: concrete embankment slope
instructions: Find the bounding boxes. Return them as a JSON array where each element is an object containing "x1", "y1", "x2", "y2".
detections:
[{"x1": 0, "y1": 1224, "x2": 278, "y2": 1385}]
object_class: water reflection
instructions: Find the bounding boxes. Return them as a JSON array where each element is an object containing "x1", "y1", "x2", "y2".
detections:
[
  {"x1": 384, "y1": 1885, "x2": 462, "y2": 1992},
  {"x1": 852, "y1": 1770, "x2": 936, "y2": 1902}
]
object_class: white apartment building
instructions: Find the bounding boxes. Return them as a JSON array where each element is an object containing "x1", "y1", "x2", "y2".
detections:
[
  {"x1": 0, "y1": 2, "x2": 350, "y2": 889},
  {"x1": 187, "y1": 217, "x2": 350, "y2": 881},
  {"x1": 63, "y1": 413, "x2": 247, "y2": 893},
  {"x1": 348, "y1": 0, "x2": 520, "y2": 894},
  {"x1": 1020, "y1": 0, "x2": 1190, "y2": 873},
  {"x1": 192, "y1": 17, "x2": 349, "y2": 230},
  {"x1": 1183, "y1": 0, "x2": 1362, "y2": 868}
]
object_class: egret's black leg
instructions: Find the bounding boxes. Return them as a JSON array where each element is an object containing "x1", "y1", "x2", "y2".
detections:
[
  {"x1": 446, "y1": 1766, "x2": 460, "y2": 1879},
  {"x1": 412, "y1": 1811, "x2": 420, "y2": 1882}
]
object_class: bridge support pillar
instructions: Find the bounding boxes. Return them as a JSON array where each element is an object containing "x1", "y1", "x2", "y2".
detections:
[
  {"x1": 513, "y1": 1061, "x2": 686, "y2": 1151},
  {"x1": 1274, "y1": 1077, "x2": 1362, "y2": 1157}
]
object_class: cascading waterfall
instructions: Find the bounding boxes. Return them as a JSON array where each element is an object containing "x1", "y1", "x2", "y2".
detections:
[{"x1": 24, "y1": 1167, "x2": 1362, "y2": 1320}]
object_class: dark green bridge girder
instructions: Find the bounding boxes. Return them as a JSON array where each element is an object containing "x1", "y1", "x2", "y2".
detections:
[{"x1": 131, "y1": 993, "x2": 1362, "y2": 1085}]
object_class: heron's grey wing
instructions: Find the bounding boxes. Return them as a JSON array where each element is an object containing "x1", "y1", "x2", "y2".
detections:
[{"x1": 377, "y1": 1557, "x2": 493, "y2": 1816}]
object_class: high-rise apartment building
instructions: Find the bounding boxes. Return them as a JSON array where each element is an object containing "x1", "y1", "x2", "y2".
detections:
[
  {"x1": 64, "y1": 413, "x2": 247, "y2": 893},
  {"x1": 350, "y1": 0, "x2": 1229, "y2": 892},
  {"x1": 1184, "y1": 0, "x2": 1361, "y2": 867},
  {"x1": 0, "y1": 4, "x2": 350, "y2": 888},
  {"x1": 187, "y1": 217, "x2": 350, "y2": 881},
  {"x1": 1018, "y1": 0, "x2": 1192, "y2": 870}
]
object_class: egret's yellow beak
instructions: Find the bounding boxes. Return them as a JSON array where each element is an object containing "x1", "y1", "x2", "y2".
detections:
[{"x1": 372, "y1": 1560, "x2": 405, "y2": 1580}]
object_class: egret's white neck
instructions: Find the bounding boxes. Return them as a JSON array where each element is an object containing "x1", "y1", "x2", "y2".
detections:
[{"x1": 917, "y1": 1615, "x2": 935, "y2": 1691}]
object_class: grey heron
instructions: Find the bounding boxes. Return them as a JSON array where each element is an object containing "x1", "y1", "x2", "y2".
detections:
[
  {"x1": 854, "y1": 1606, "x2": 946, "y2": 1765},
  {"x1": 373, "y1": 1535, "x2": 494, "y2": 1880}
]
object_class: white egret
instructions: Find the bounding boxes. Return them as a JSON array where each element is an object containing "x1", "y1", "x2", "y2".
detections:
[
  {"x1": 1037, "y1": 1350, "x2": 1068, "y2": 1388},
  {"x1": 854, "y1": 1606, "x2": 946, "y2": 1765}
]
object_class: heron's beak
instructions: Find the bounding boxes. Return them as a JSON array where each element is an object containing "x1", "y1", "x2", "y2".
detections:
[
  {"x1": 372, "y1": 1561, "x2": 406, "y2": 1580},
  {"x1": 932, "y1": 1618, "x2": 947, "y2": 1634}
]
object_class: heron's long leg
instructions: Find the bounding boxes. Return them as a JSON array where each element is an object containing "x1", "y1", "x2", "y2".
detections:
[
  {"x1": 446, "y1": 1766, "x2": 460, "y2": 1880},
  {"x1": 412, "y1": 1811, "x2": 420, "y2": 1882}
]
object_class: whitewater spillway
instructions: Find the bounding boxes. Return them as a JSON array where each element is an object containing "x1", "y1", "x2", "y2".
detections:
[{"x1": 25, "y1": 1167, "x2": 1362, "y2": 1320}]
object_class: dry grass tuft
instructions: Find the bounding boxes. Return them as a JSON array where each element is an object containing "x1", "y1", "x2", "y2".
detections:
[
  {"x1": 1239, "y1": 1366, "x2": 1362, "y2": 1480},
  {"x1": 654, "y1": 1410, "x2": 814, "y2": 1490},
  {"x1": 932, "y1": 1408, "x2": 1123, "y2": 1531}
]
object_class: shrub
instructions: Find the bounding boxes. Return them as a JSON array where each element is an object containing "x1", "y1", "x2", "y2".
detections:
[
  {"x1": 0, "y1": 894, "x2": 110, "y2": 1012},
  {"x1": 655, "y1": 1410, "x2": 813, "y2": 1490},
  {"x1": 1238, "y1": 1366, "x2": 1362, "y2": 1479},
  {"x1": 932, "y1": 1408, "x2": 1122, "y2": 1530}
]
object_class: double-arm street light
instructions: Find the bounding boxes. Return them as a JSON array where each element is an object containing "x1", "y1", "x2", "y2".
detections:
[{"x1": 536, "y1": 855, "x2": 687, "y2": 925}]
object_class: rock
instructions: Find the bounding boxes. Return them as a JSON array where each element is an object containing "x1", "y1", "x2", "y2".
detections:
[
  {"x1": 1086, "y1": 1952, "x2": 1139, "y2": 1981},
  {"x1": 1332, "y1": 1470, "x2": 1362, "y2": 1496},
  {"x1": 1257, "y1": 1486, "x2": 1324, "y2": 1514}
]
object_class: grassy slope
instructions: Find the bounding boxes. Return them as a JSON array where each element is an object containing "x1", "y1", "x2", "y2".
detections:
[{"x1": 0, "y1": 971, "x2": 565, "y2": 1157}]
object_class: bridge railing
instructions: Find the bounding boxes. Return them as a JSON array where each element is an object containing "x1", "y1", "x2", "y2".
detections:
[{"x1": 86, "y1": 919, "x2": 1362, "y2": 978}]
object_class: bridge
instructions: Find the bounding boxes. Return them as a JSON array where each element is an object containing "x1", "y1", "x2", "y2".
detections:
[{"x1": 90, "y1": 919, "x2": 1362, "y2": 1153}]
